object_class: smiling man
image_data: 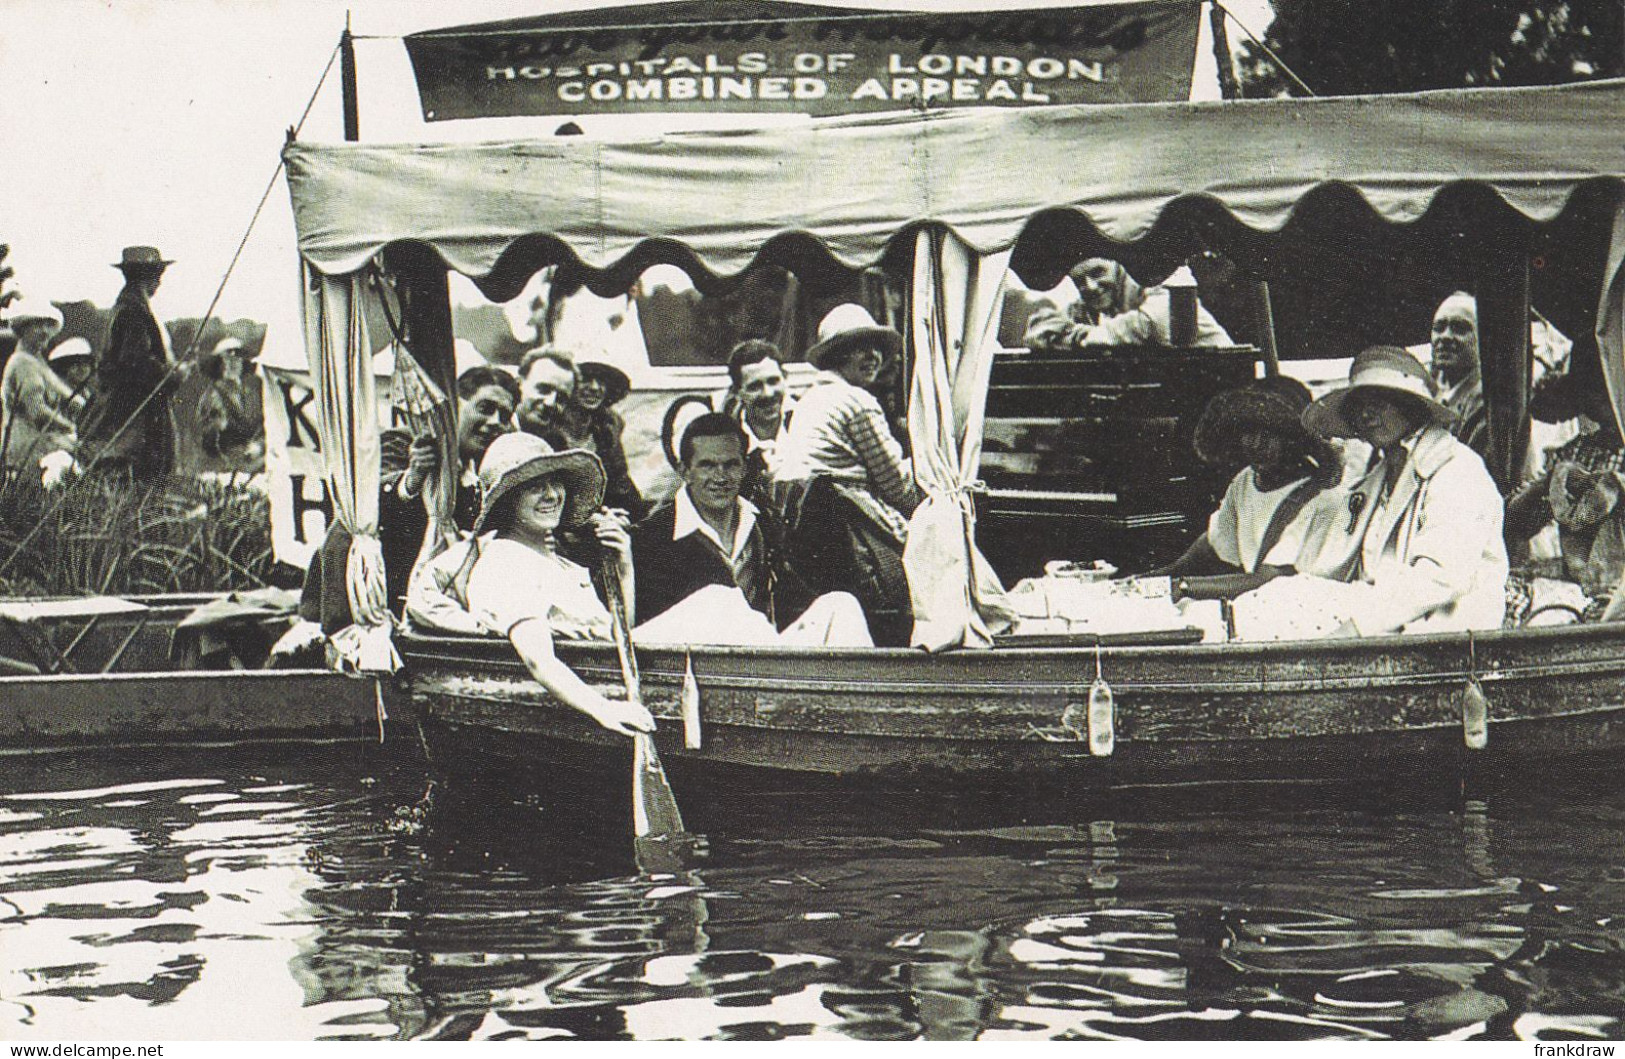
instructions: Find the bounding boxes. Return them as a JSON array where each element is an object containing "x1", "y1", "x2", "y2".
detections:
[
  {"x1": 630, "y1": 412, "x2": 869, "y2": 646},
  {"x1": 300, "y1": 364, "x2": 518, "y2": 632}
]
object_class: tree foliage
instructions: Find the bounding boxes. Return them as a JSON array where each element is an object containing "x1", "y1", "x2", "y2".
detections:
[{"x1": 1237, "y1": 0, "x2": 1624, "y2": 97}]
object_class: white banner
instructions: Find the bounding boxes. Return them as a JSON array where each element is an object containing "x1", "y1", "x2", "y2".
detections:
[{"x1": 260, "y1": 362, "x2": 394, "y2": 569}]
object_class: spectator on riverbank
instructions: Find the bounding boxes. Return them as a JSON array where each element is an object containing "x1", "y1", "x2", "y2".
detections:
[
  {"x1": 47, "y1": 337, "x2": 94, "y2": 395},
  {"x1": 195, "y1": 337, "x2": 262, "y2": 465},
  {"x1": 1, "y1": 299, "x2": 77, "y2": 473},
  {"x1": 81, "y1": 246, "x2": 184, "y2": 482}
]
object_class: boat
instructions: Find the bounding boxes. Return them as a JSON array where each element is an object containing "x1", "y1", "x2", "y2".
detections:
[
  {"x1": 0, "y1": 592, "x2": 389, "y2": 751},
  {"x1": 282, "y1": 3, "x2": 1625, "y2": 790},
  {"x1": 400, "y1": 620, "x2": 1625, "y2": 789}
]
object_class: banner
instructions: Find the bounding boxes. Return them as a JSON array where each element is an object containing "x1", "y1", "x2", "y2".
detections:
[
  {"x1": 260, "y1": 363, "x2": 394, "y2": 569},
  {"x1": 404, "y1": 0, "x2": 1201, "y2": 120}
]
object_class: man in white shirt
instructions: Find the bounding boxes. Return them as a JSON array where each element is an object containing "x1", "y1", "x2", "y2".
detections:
[{"x1": 630, "y1": 412, "x2": 869, "y2": 646}]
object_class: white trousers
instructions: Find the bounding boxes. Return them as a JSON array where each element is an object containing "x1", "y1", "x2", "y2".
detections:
[{"x1": 634, "y1": 584, "x2": 872, "y2": 648}]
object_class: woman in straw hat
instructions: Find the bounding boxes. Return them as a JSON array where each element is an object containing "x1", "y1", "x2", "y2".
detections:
[
  {"x1": 0, "y1": 299, "x2": 78, "y2": 472},
  {"x1": 775, "y1": 303, "x2": 918, "y2": 644},
  {"x1": 1233, "y1": 346, "x2": 1507, "y2": 639},
  {"x1": 1155, "y1": 375, "x2": 1341, "y2": 601},
  {"x1": 410, "y1": 431, "x2": 655, "y2": 738}
]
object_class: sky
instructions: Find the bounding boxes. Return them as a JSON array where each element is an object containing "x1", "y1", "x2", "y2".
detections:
[{"x1": 0, "y1": 0, "x2": 1275, "y2": 366}]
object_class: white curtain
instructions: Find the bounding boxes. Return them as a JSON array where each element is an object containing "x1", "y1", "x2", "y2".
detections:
[
  {"x1": 301, "y1": 263, "x2": 398, "y2": 673},
  {"x1": 904, "y1": 228, "x2": 1017, "y2": 652}
]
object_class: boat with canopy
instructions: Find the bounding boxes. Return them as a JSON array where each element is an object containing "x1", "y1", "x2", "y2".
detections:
[{"x1": 284, "y1": 13, "x2": 1625, "y2": 786}]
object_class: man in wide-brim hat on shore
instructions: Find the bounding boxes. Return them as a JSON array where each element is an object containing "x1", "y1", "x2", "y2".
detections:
[
  {"x1": 774, "y1": 303, "x2": 918, "y2": 645},
  {"x1": 81, "y1": 245, "x2": 183, "y2": 482}
]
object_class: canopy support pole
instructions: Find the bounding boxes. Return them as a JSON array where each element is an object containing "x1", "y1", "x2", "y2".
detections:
[
  {"x1": 1475, "y1": 249, "x2": 1532, "y2": 492},
  {"x1": 340, "y1": 16, "x2": 359, "y2": 142},
  {"x1": 1207, "y1": 2, "x2": 1239, "y2": 100},
  {"x1": 381, "y1": 245, "x2": 458, "y2": 560},
  {"x1": 382, "y1": 245, "x2": 456, "y2": 394}
]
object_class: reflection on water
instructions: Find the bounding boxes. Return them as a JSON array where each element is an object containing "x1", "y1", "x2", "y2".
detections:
[{"x1": 2, "y1": 744, "x2": 1623, "y2": 1041}]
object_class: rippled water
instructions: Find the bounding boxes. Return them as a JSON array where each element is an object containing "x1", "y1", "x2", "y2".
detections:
[{"x1": 3, "y1": 742, "x2": 1624, "y2": 1041}]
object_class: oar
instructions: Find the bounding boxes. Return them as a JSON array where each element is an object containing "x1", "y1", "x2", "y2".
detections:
[{"x1": 600, "y1": 555, "x2": 687, "y2": 865}]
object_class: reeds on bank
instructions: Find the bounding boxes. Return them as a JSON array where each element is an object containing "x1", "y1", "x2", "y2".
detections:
[{"x1": 0, "y1": 471, "x2": 274, "y2": 597}]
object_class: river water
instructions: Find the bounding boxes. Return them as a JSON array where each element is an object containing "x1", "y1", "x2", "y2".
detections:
[{"x1": 2, "y1": 741, "x2": 1623, "y2": 1042}]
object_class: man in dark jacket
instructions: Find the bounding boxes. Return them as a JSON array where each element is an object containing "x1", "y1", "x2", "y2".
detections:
[
  {"x1": 631, "y1": 412, "x2": 813, "y2": 628},
  {"x1": 300, "y1": 365, "x2": 518, "y2": 632},
  {"x1": 82, "y1": 246, "x2": 181, "y2": 481}
]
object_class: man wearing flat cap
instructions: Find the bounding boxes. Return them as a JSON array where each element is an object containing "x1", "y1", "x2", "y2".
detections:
[{"x1": 81, "y1": 246, "x2": 182, "y2": 482}]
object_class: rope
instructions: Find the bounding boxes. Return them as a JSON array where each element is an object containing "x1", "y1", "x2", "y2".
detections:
[
  {"x1": 1212, "y1": 2, "x2": 1316, "y2": 97},
  {"x1": 351, "y1": 8, "x2": 1061, "y2": 40},
  {"x1": 0, "y1": 42, "x2": 340, "y2": 583}
]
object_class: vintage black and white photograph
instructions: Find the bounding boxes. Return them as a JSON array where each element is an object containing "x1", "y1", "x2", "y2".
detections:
[{"x1": 2, "y1": 0, "x2": 1624, "y2": 1045}]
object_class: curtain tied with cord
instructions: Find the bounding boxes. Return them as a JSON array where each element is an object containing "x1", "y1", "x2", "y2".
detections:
[
  {"x1": 904, "y1": 228, "x2": 1017, "y2": 652},
  {"x1": 301, "y1": 261, "x2": 399, "y2": 673}
]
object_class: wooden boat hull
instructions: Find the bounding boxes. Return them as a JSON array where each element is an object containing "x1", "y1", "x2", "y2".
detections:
[
  {"x1": 402, "y1": 622, "x2": 1625, "y2": 789},
  {"x1": 0, "y1": 594, "x2": 389, "y2": 751}
]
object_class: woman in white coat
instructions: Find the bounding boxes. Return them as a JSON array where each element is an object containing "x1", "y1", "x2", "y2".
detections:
[{"x1": 1234, "y1": 346, "x2": 1507, "y2": 639}]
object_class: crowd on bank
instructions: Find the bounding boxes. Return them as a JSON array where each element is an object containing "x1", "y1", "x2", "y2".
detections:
[{"x1": 0, "y1": 245, "x2": 263, "y2": 488}]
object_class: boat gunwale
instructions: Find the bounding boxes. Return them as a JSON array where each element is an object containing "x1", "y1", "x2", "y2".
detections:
[{"x1": 398, "y1": 619, "x2": 1625, "y2": 679}]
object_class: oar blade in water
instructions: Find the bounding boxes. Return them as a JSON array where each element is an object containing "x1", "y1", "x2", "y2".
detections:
[{"x1": 632, "y1": 732, "x2": 685, "y2": 838}]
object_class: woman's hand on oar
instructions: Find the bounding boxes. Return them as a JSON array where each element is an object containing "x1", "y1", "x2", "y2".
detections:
[{"x1": 584, "y1": 694, "x2": 655, "y2": 737}]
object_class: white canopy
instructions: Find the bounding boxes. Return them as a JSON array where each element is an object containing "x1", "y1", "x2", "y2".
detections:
[{"x1": 287, "y1": 78, "x2": 1625, "y2": 281}]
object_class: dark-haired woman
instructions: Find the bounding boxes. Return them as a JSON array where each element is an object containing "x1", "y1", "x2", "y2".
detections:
[
  {"x1": 575, "y1": 356, "x2": 648, "y2": 522},
  {"x1": 1157, "y1": 376, "x2": 1341, "y2": 602}
]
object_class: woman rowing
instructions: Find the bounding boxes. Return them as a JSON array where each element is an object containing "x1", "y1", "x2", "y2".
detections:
[{"x1": 421, "y1": 431, "x2": 655, "y2": 737}]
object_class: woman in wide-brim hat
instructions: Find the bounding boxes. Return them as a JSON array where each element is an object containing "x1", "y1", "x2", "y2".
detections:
[
  {"x1": 804, "y1": 302, "x2": 904, "y2": 374},
  {"x1": 1158, "y1": 376, "x2": 1341, "y2": 598},
  {"x1": 413, "y1": 431, "x2": 654, "y2": 738},
  {"x1": 1229, "y1": 345, "x2": 1507, "y2": 640},
  {"x1": 0, "y1": 298, "x2": 78, "y2": 471},
  {"x1": 1301, "y1": 344, "x2": 1457, "y2": 441}
]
